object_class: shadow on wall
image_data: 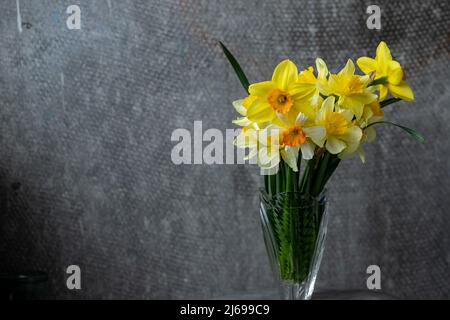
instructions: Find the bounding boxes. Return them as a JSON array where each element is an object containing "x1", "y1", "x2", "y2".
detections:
[{"x1": 0, "y1": 169, "x2": 50, "y2": 299}]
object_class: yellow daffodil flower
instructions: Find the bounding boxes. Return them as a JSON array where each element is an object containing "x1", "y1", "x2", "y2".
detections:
[
  {"x1": 315, "y1": 96, "x2": 363, "y2": 156},
  {"x1": 357, "y1": 41, "x2": 414, "y2": 101},
  {"x1": 326, "y1": 59, "x2": 377, "y2": 120},
  {"x1": 298, "y1": 58, "x2": 330, "y2": 110},
  {"x1": 247, "y1": 60, "x2": 316, "y2": 125}
]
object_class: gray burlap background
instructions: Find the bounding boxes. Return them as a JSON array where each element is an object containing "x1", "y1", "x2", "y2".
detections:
[{"x1": 0, "y1": 0, "x2": 449, "y2": 299}]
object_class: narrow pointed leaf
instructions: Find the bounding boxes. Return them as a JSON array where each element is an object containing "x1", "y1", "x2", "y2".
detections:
[
  {"x1": 219, "y1": 41, "x2": 250, "y2": 93},
  {"x1": 366, "y1": 121, "x2": 424, "y2": 143}
]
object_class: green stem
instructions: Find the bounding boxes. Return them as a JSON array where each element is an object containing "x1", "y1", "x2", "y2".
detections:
[
  {"x1": 380, "y1": 98, "x2": 401, "y2": 108},
  {"x1": 293, "y1": 156, "x2": 301, "y2": 192},
  {"x1": 369, "y1": 76, "x2": 388, "y2": 86},
  {"x1": 311, "y1": 152, "x2": 331, "y2": 197},
  {"x1": 270, "y1": 173, "x2": 276, "y2": 196},
  {"x1": 276, "y1": 159, "x2": 286, "y2": 195},
  {"x1": 299, "y1": 160, "x2": 313, "y2": 195},
  {"x1": 285, "y1": 162, "x2": 294, "y2": 193}
]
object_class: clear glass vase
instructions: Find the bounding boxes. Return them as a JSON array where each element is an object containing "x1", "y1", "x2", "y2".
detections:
[{"x1": 259, "y1": 189, "x2": 329, "y2": 300}]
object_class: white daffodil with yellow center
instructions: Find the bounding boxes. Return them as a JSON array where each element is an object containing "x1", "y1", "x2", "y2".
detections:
[
  {"x1": 298, "y1": 58, "x2": 330, "y2": 109},
  {"x1": 232, "y1": 95, "x2": 259, "y2": 129},
  {"x1": 263, "y1": 112, "x2": 326, "y2": 172},
  {"x1": 357, "y1": 101, "x2": 384, "y2": 143},
  {"x1": 357, "y1": 41, "x2": 414, "y2": 101},
  {"x1": 233, "y1": 95, "x2": 260, "y2": 161},
  {"x1": 246, "y1": 60, "x2": 316, "y2": 125},
  {"x1": 315, "y1": 96, "x2": 363, "y2": 156},
  {"x1": 256, "y1": 127, "x2": 282, "y2": 171},
  {"x1": 326, "y1": 59, "x2": 377, "y2": 120},
  {"x1": 234, "y1": 126, "x2": 259, "y2": 162}
]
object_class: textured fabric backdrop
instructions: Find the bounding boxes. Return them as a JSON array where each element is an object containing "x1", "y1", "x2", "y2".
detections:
[{"x1": 0, "y1": 0, "x2": 449, "y2": 299}]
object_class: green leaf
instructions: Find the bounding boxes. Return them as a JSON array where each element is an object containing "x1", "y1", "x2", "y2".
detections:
[
  {"x1": 380, "y1": 98, "x2": 401, "y2": 108},
  {"x1": 219, "y1": 41, "x2": 250, "y2": 93},
  {"x1": 320, "y1": 155, "x2": 340, "y2": 190},
  {"x1": 366, "y1": 121, "x2": 425, "y2": 143}
]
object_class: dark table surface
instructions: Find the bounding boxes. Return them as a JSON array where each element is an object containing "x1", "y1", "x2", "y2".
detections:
[{"x1": 215, "y1": 289, "x2": 396, "y2": 300}]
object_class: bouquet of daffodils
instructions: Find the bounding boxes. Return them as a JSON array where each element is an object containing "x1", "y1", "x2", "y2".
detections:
[
  {"x1": 221, "y1": 41, "x2": 423, "y2": 299},
  {"x1": 223, "y1": 40, "x2": 422, "y2": 197}
]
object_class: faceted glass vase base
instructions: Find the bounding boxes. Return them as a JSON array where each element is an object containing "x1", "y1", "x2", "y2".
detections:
[
  {"x1": 280, "y1": 281, "x2": 313, "y2": 300},
  {"x1": 260, "y1": 190, "x2": 329, "y2": 300}
]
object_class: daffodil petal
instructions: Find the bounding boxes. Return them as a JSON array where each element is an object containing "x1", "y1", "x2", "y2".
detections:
[
  {"x1": 310, "y1": 92, "x2": 323, "y2": 109},
  {"x1": 298, "y1": 66, "x2": 316, "y2": 84},
  {"x1": 340, "y1": 109, "x2": 354, "y2": 122},
  {"x1": 232, "y1": 117, "x2": 252, "y2": 127},
  {"x1": 388, "y1": 64, "x2": 403, "y2": 85},
  {"x1": 339, "y1": 59, "x2": 355, "y2": 77},
  {"x1": 232, "y1": 99, "x2": 247, "y2": 116},
  {"x1": 360, "y1": 74, "x2": 373, "y2": 87},
  {"x1": 303, "y1": 126, "x2": 326, "y2": 147},
  {"x1": 379, "y1": 85, "x2": 388, "y2": 101},
  {"x1": 316, "y1": 58, "x2": 328, "y2": 79},
  {"x1": 299, "y1": 141, "x2": 315, "y2": 160},
  {"x1": 271, "y1": 115, "x2": 288, "y2": 128},
  {"x1": 247, "y1": 100, "x2": 275, "y2": 123},
  {"x1": 281, "y1": 146, "x2": 299, "y2": 171},
  {"x1": 322, "y1": 74, "x2": 338, "y2": 96},
  {"x1": 342, "y1": 93, "x2": 377, "y2": 119},
  {"x1": 338, "y1": 148, "x2": 357, "y2": 160},
  {"x1": 248, "y1": 81, "x2": 276, "y2": 96},
  {"x1": 358, "y1": 147, "x2": 366, "y2": 163},
  {"x1": 326, "y1": 137, "x2": 346, "y2": 154},
  {"x1": 357, "y1": 57, "x2": 377, "y2": 74},
  {"x1": 272, "y1": 59, "x2": 298, "y2": 90},
  {"x1": 276, "y1": 112, "x2": 290, "y2": 127},
  {"x1": 388, "y1": 81, "x2": 414, "y2": 101},
  {"x1": 288, "y1": 82, "x2": 315, "y2": 100},
  {"x1": 321, "y1": 96, "x2": 335, "y2": 116},
  {"x1": 388, "y1": 60, "x2": 401, "y2": 70},
  {"x1": 365, "y1": 127, "x2": 376, "y2": 143},
  {"x1": 295, "y1": 112, "x2": 308, "y2": 126},
  {"x1": 292, "y1": 101, "x2": 315, "y2": 120},
  {"x1": 376, "y1": 41, "x2": 392, "y2": 64},
  {"x1": 341, "y1": 126, "x2": 362, "y2": 153},
  {"x1": 258, "y1": 148, "x2": 280, "y2": 169}
]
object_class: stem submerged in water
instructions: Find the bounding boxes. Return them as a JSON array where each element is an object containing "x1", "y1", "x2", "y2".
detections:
[{"x1": 262, "y1": 150, "x2": 339, "y2": 283}]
